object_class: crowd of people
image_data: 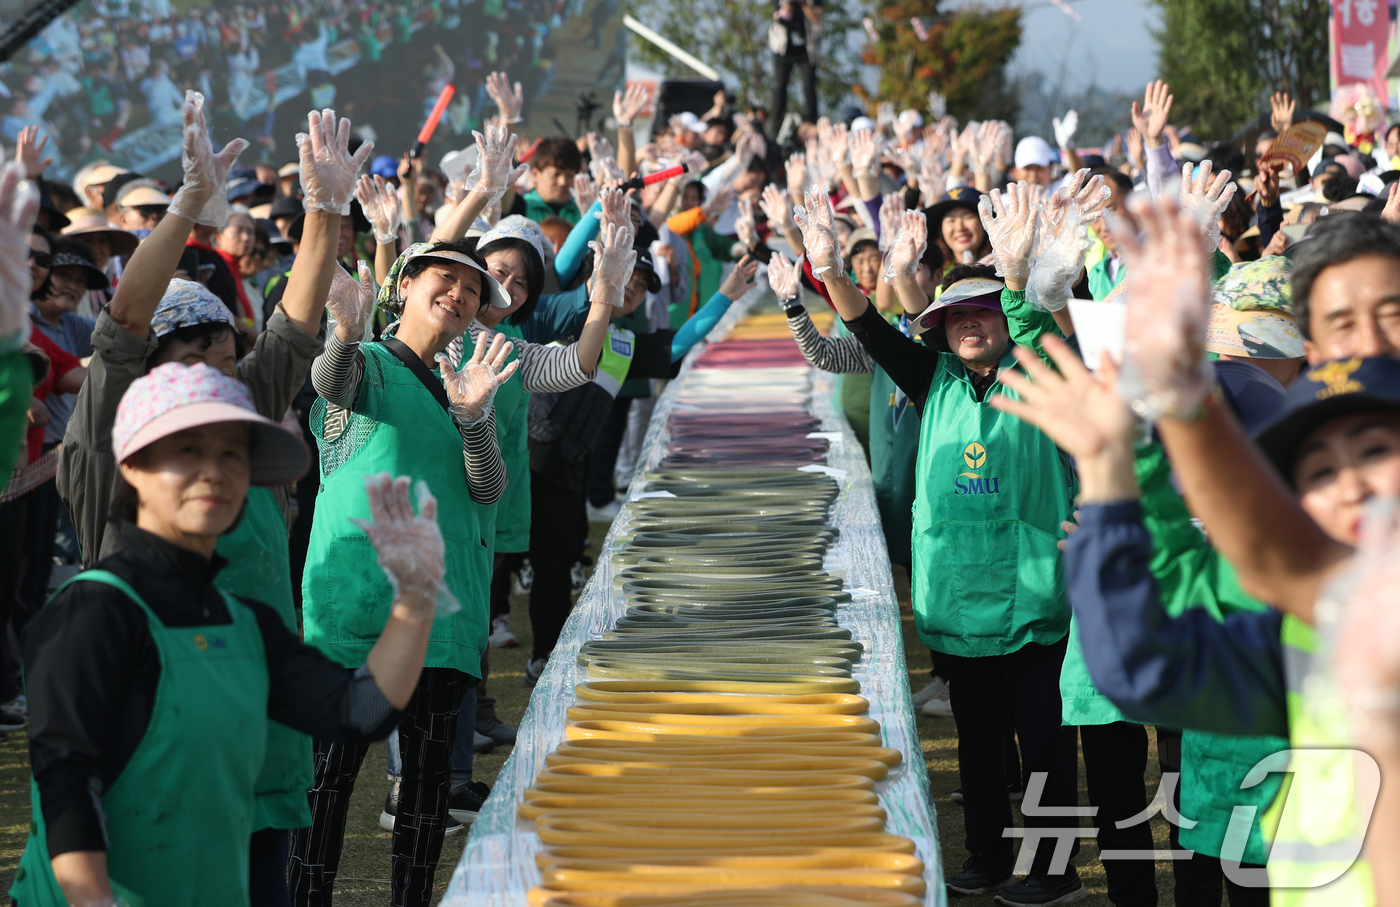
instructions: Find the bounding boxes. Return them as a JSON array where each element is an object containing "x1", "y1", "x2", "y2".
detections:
[{"x1": 0, "y1": 21, "x2": 1397, "y2": 907}]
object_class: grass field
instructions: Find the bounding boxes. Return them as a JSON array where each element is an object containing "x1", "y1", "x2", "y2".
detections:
[{"x1": 0, "y1": 520, "x2": 1183, "y2": 905}]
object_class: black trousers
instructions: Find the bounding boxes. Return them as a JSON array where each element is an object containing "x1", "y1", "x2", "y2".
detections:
[
  {"x1": 1157, "y1": 728, "x2": 1269, "y2": 907},
  {"x1": 528, "y1": 470, "x2": 586, "y2": 660},
  {"x1": 770, "y1": 49, "x2": 818, "y2": 136},
  {"x1": 249, "y1": 827, "x2": 292, "y2": 907},
  {"x1": 587, "y1": 396, "x2": 633, "y2": 508},
  {"x1": 0, "y1": 494, "x2": 27, "y2": 704},
  {"x1": 288, "y1": 667, "x2": 468, "y2": 907},
  {"x1": 946, "y1": 637, "x2": 1079, "y2": 876},
  {"x1": 1080, "y1": 722, "x2": 1156, "y2": 906}
]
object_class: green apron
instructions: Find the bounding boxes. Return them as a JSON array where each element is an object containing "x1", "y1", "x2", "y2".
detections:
[
  {"x1": 303, "y1": 341, "x2": 490, "y2": 675},
  {"x1": 12, "y1": 570, "x2": 268, "y2": 907},
  {"x1": 483, "y1": 322, "x2": 527, "y2": 554},
  {"x1": 214, "y1": 487, "x2": 314, "y2": 831},
  {"x1": 833, "y1": 320, "x2": 871, "y2": 457},
  {"x1": 910, "y1": 344, "x2": 1075, "y2": 657},
  {"x1": 867, "y1": 364, "x2": 918, "y2": 566}
]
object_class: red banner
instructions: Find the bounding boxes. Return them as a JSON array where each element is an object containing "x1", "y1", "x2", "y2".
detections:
[{"x1": 1331, "y1": 0, "x2": 1391, "y2": 98}]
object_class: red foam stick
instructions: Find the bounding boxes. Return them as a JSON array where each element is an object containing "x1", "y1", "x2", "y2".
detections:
[
  {"x1": 410, "y1": 84, "x2": 456, "y2": 158},
  {"x1": 619, "y1": 163, "x2": 689, "y2": 191}
]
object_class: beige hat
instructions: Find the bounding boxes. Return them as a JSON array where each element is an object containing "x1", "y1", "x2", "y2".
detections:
[
  {"x1": 117, "y1": 183, "x2": 172, "y2": 208},
  {"x1": 76, "y1": 163, "x2": 128, "y2": 196},
  {"x1": 248, "y1": 202, "x2": 273, "y2": 220},
  {"x1": 278, "y1": 162, "x2": 300, "y2": 177},
  {"x1": 61, "y1": 208, "x2": 140, "y2": 257}
]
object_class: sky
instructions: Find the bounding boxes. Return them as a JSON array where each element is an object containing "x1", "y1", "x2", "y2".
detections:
[{"x1": 1001, "y1": 0, "x2": 1161, "y2": 95}]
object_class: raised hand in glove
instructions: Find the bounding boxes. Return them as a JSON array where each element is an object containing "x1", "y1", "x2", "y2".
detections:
[
  {"x1": 587, "y1": 221, "x2": 638, "y2": 307},
  {"x1": 1027, "y1": 206, "x2": 1092, "y2": 313},
  {"x1": 355, "y1": 175, "x2": 402, "y2": 246},
  {"x1": 436, "y1": 330, "x2": 520, "y2": 424},
  {"x1": 760, "y1": 184, "x2": 794, "y2": 234},
  {"x1": 572, "y1": 173, "x2": 598, "y2": 215},
  {"x1": 1040, "y1": 168, "x2": 1109, "y2": 252},
  {"x1": 734, "y1": 199, "x2": 758, "y2": 248},
  {"x1": 298, "y1": 108, "x2": 375, "y2": 216},
  {"x1": 768, "y1": 251, "x2": 801, "y2": 302},
  {"x1": 878, "y1": 193, "x2": 905, "y2": 253},
  {"x1": 613, "y1": 83, "x2": 650, "y2": 128},
  {"x1": 168, "y1": 91, "x2": 249, "y2": 227},
  {"x1": 328, "y1": 260, "x2": 377, "y2": 342},
  {"x1": 792, "y1": 185, "x2": 842, "y2": 280},
  {"x1": 978, "y1": 181, "x2": 1041, "y2": 288},
  {"x1": 0, "y1": 163, "x2": 37, "y2": 344},
  {"x1": 466, "y1": 124, "x2": 528, "y2": 205},
  {"x1": 883, "y1": 209, "x2": 927, "y2": 284},
  {"x1": 485, "y1": 71, "x2": 523, "y2": 124},
  {"x1": 351, "y1": 474, "x2": 450, "y2": 621},
  {"x1": 597, "y1": 186, "x2": 630, "y2": 232},
  {"x1": 1176, "y1": 160, "x2": 1237, "y2": 256}
]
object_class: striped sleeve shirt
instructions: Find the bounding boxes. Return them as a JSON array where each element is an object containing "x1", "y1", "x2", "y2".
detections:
[{"x1": 785, "y1": 307, "x2": 873, "y2": 375}]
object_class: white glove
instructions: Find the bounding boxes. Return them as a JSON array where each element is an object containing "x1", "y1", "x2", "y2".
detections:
[
  {"x1": 571, "y1": 173, "x2": 597, "y2": 215},
  {"x1": 588, "y1": 221, "x2": 638, "y2": 306},
  {"x1": 878, "y1": 193, "x2": 905, "y2": 253},
  {"x1": 977, "y1": 182, "x2": 1041, "y2": 284},
  {"x1": 297, "y1": 108, "x2": 374, "y2": 216},
  {"x1": 768, "y1": 251, "x2": 801, "y2": 302},
  {"x1": 597, "y1": 186, "x2": 630, "y2": 232},
  {"x1": 882, "y1": 210, "x2": 927, "y2": 284},
  {"x1": 1052, "y1": 109, "x2": 1078, "y2": 151},
  {"x1": 791, "y1": 185, "x2": 842, "y2": 280},
  {"x1": 759, "y1": 184, "x2": 794, "y2": 234},
  {"x1": 1026, "y1": 208, "x2": 1091, "y2": 312},
  {"x1": 349, "y1": 474, "x2": 454, "y2": 620},
  {"x1": 0, "y1": 163, "x2": 37, "y2": 347},
  {"x1": 485, "y1": 71, "x2": 523, "y2": 124},
  {"x1": 850, "y1": 128, "x2": 880, "y2": 178},
  {"x1": 355, "y1": 174, "x2": 402, "y2": 246},
  {"x1": 734, "y1": 198, "x2": 757, "y2": 248},
  {"x1": 1114, "y1": 195, "x2": 1214, "y2": 421},
  {"x1": 1039, "y1": 168, "x2": 1109, "y2": 255},
  {"x1": 467, "y1": 124, "x2": 528, "y2": 206},
  {"x1": 167, "y1": 91, "x2": 249, "y2": 227},
  {"x1": 1176, "y1": 160, "x2": 1237, "y2": 256},
  {"x1": 436, "y1": 330, "x2": 520, "y2": 424},
  {"x1": 328, "y1": 260, "x2": 377, "y2": 342},
  {"x1": 613, "y1": 83, "x2": 649, "y2": 128}
]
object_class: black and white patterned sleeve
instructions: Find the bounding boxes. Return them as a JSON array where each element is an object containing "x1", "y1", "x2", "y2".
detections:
[
  {"x1": 310, "y1": 332, "x2": 366, "y2": 408},
  {"x1": 786, "y1": 307, "x2": 873, "y2": 375},
  {"x1": 458, "y1": 410, "x2": 507, "y2": 505}
]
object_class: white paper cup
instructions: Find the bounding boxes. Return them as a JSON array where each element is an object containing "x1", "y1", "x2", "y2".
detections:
[{"x1": 1068, "y1": 297, "x2": 1127, "y2": 371}]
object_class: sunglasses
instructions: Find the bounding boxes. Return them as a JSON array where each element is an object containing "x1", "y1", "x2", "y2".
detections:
[{"x1": 28, "y1": 250, "x2": 51, "y2": 268}]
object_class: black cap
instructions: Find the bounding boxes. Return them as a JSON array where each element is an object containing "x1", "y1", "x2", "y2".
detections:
[
  {"x1": 101, "y1": 171, "x2": 144, "y2": 210},
  {"x1": 923, "y1": 186, "x2": 984, "y2": 229},
  {"x1": 269, "y1": 194, "x2": 304, "y2": 220},
  {"x1": 1254, "y1": 356, "x2": 1400, "y2": 483},
  {"x1": 632, "y1": 251, "x2": 662, "y2": 293}
]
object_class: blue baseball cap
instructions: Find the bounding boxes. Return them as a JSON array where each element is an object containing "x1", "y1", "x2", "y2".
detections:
[
  {"x1": 225, "y1": 167, "x2": 264, "y2": 202},
  {"x1": 371, "y1": 155, "x2": 399, "y2": 180},
  {"x1": 1254, "y1": 357, "x2": 1400, "y2": 483}
]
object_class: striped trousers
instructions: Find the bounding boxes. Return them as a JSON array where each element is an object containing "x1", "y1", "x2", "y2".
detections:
[{"x1": 288, "y1": 667, "x2": 469, "y2": 907}]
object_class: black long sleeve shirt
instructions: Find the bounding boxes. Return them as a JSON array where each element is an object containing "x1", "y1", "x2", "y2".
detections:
[
  {"x1": 24, "y1": 523, "x2": 402, "y2": 856},
  {"x1": 841, "y1": 304, "x2": 999, "y2": 413}
]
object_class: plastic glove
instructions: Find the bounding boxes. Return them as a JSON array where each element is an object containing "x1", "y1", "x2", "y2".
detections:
[
  {"x1": 729, "y1": 199, "x2": 757, "y2": 249},
  {"x1": 436, "y1": 330, "x2": 520, "y2": 424},
  {"x1": 1113, "y1": 195, "x2": 1214, "y2": 421},
  {"x1": 876, "y1": 102, "x2": 896, "y2": 132},
  {"x1": 588, "y1": 132, "x2": 617, "y2": 167},
  {"x1": 1052, "y1": 109, "x2": 1078, "y2": 151},
  {"x1": 977, "y1": 181, "x2": 1041, "y2": 284},
  {"x1": 878, "y1": 193, "x2": 905, "y2": 253},
  {"x1": 355, "y1": 174, "x2": 402, "y2": 246},
  {"x1": 760, "y1": 184, "x2": 794, "y2": 234},
  {"x1": 297, "y1": 108, "x2": 374, "y2": 216},
  {"x1": 768, "y1": 251, "x2": 801, "y2": 302},
  {"x1": 597, "y1": 187, "x2": 630, "y2": 232},
  {"x1": 1333, "y1": 497, "x2": 1400, "y2": 750},
  {"x1": 971, "y1": 120, "x2": 1001, "y2": 174},
  {"x1": 827, "y1": 120, "x2": 850, "y2": 167},
  {"x1": 167, "y1": 91, "x2": 249, "y2": 227},
  {"x1": 466, "y1": 124, "x2": 528, "y2": 206},
  {"x1": 702, "y1": 184, "x2": 735, "y2": 224},
  {"x1": 571, "y1": 173, "x2": 597, "y2": 215},
  {"x1": 349, "y1": 473, "x2": 454, "y2": 620},
  {"x1": 486, "y1": 71, "x2": 523, "y2": 124},
  {"x1": 850, "y1": 128, "x2": 880, "y2": 178},
  {"x1": 882, "y1": 210, "x2": 927, "y2": 283},
  {"x1": 919, "y1": 156, "x2": 946, "y2": 207},
  {"x1": 1027, "y1": 207, "x2": 1092, "y2": 312},
  {"x1": 1040, "y1": 168, "x2": 1109, "y2": 253},
  {"x1": 328, "y1": 260, "x2": 377, "y2": 342},
  {"x1": 613, "y1": 83, "x2": 649, "y2": 128},
  {"x1": 927, "y1": 90, "x2": 947, "y2": 120},
  {"x1": 785, "y1": 151, "x2": 807, "y2": 198},
  {"x1": 791, "y1": 185, "x2": 842, "y2": 280},
  {"x1": 587, "y1": 221, "x2": 638, "y2": 305},
  {"x1": 1176, "y1": 160, "x2": 1237, "y2": 256},
  {"x1": 0, "y1": 163, "x2": 37, "y2": 345}
]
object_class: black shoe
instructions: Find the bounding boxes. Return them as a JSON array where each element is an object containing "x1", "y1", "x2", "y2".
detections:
[
  {"x1": 476, "y1": 716, "x2": 517, "y2": 745},
  {"x1": 993, "y1": 869, "x2": 1087, "y2": 906},
  {"x1": 950, "y1": 782, "x2": 1025, "y2": 805},
  {"x1": 379, "y1": 782, "x2": 464, "y2": 835},
  {"x1": 448, "y1": 780, "x2": 490, "y2": 824},
  {"x1": 946, "y1": 854, "x2": 1013, "y2": 896}
]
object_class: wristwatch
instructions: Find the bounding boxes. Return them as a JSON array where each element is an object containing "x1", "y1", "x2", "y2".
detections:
[{"x1": 782, "y1": 298, "x2": 805, "y2": 318}]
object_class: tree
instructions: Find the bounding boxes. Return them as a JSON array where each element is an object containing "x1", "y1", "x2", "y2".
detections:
[
  {"x1": 859, "y1": 2, "x2": 1022, "y2": 123},
  {"x1": 626, "y1": 0, "x2": 867, "y2": 117},
  {"x1": 1150, "y1": 0, "x2": 1329, "y2": 141}
]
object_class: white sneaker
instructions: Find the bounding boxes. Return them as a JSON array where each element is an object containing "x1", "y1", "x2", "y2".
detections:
[
  {"x1": 920, "y1": 680, "x2": 953, "y2": 718},
  {"x1": 488, "y1": 616, "x2": 518, "y2": 648},
  {"x1": 911, "y1": 678, "x2": 947, "y2": 708},
  {"x1": 524, "y1": 656, "x2": 547, "y2": 687},
  {"x1": 513, "y1": 559, "x2": 534, "y2": 594},
  {"x1": 585, "y1": 499, "x2": 621, "y2": 523}
]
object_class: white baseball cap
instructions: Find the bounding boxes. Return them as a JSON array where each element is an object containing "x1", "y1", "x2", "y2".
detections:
[{"x1": 1014, "y1": 136, "x2": 1054, "y2": 170}]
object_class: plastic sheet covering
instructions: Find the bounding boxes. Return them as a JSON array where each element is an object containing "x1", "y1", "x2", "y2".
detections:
[{"x1": 442, "y1": 296, "x2": 945, "y2": 906}]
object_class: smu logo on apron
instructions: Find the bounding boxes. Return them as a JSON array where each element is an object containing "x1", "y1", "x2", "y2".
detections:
[{"x1": 954, "y1": 441, "x2": 1000, "y2": 495}]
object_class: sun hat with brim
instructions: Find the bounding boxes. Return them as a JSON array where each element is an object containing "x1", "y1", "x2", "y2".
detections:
[
  {"x1": 48, "y1": 251, "x2": 109, "y2": 289},
  {"x1": 844, "y1": 227, "x2": 879, "y2": 260},
  {"x1": 113, "y1": 362, "x2": 308, "y2": 485},
  {"x1": 910, "y1": 276, "x2": 1005, "y2": 337},
  {"x1": 79, "y1": 163, "x2": 129, "y2": 195},
  {"x1": 1206, "y1": 306, "x2": 1304, "y2": 359},
  {"x1": 117, "y1": 184, "x2": 172, "y2": 208},
  {"x1": 1254, "y1": 356, "x2": 1400, "y2": 484},
  {"x1": 378, "y1": 242, "x2": 512, "y2": 313},
  {"x1": 278, "y1": 162, "x2": 300, "y2": 178},
  {"x1": 61, "y1": 210, "x2": 140, "y2": 258},
  {"x1": 924, "y1": 187, "x2": 984, "y2": 230}
]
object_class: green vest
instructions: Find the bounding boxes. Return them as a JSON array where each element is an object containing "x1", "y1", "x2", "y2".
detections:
[
  {"x1": 867, "y1": 364, "x2": 918, "y2": 566},
  {"x1": 303, "y1": 341, "x2": 490, "y2": 675},
  {"x1": 833, "y1": 319, "x2": 871, "y2": 456},
  {"x1": 12, "y1": 571, "x2": 268, "y2": 907},
  {"x1": 489, "y1": 321, "x2": 529, "y2": 554},
  {"x1": 613, "y1": 308, "x2": 653, "y2": 399},
  {"x1": 521, "y1": 190, "x2": 580, "y2": 226},
  {"x1": 213, "y1": 486, "x2": 314, "y2": 831},
  {"x1": 910, "y1": 344, "x2": 1075, "y2": 657},
  {"x1": 1259, "y1": 614, "x2": 1375, "y2": 906}
]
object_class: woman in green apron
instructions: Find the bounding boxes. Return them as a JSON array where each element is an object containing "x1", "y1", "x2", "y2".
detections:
[
  {"x1": 292, "y1": 237, "x2": 519, "y2": 907},
  {"x1": 16, "y1": 362, "x2": 453, "y2": 907}
]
